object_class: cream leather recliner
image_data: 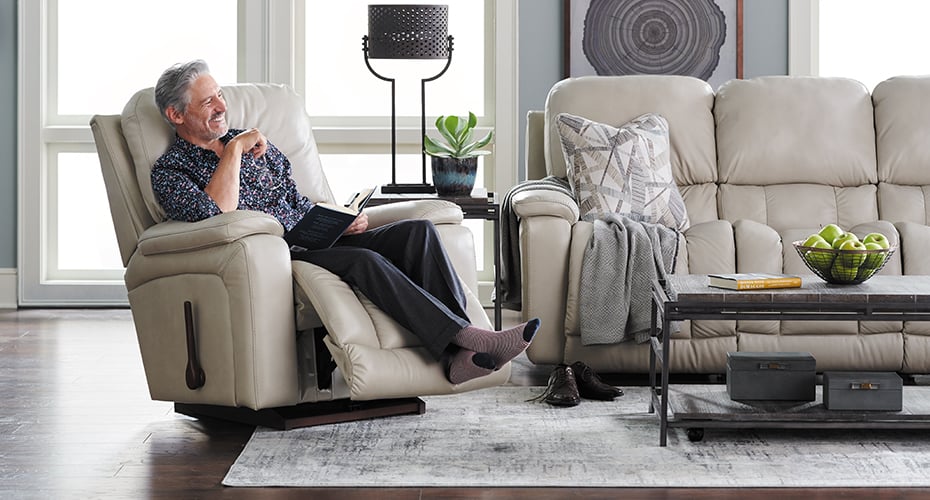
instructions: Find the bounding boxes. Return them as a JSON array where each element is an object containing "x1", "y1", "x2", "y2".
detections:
[{"x1": 90, "y1": 83, "x2": 508, "y2": 427}]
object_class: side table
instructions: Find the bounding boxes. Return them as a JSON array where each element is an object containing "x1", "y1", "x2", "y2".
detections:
[{"x1": 366, "y1": 188, "x2": 502, "y2": 329}]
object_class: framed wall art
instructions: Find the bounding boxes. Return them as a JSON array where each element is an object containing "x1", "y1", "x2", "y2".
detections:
[{"x1": 564, "y1": 0, "x2": 743, "y2": 90}]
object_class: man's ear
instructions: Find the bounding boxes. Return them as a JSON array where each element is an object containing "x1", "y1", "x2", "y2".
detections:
[{"x1": 165, "y1": 106, "x2": 184, "y2": 126}]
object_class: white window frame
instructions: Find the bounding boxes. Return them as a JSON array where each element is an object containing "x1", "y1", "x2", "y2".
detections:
[
  {"x1": 18, "y1": 0, "x2": 517, "y2": 306},
  {"x1": 296, "y1": 0, "x2": 518, "y2": 196}
]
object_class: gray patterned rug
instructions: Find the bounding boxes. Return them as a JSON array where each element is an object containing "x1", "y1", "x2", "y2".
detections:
[{"x1": 223, "y1": 385, "x2": 930, "y2": 487}]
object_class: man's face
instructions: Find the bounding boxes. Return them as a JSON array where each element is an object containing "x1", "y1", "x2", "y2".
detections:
[{"x1": 171, "y1": 74, "x2": 228, "y2": 144}]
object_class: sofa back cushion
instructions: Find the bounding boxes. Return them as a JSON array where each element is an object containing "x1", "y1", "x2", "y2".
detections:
[
  {"x1": 714, "y1": 76, "x2": 878, "y2": 231},
  {"x1": 544, "y1": 75, "x2": 719, "y2": 224},
  {"x1": 121, "y1": 83, "x2": 335, "y2": 223},
  {"x1": 874, "y1": 75, "x2": 930, "y2": 224}
]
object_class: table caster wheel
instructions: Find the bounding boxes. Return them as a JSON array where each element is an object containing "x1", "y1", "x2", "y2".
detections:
[{"x1": 686, "y1": 428, "x2": 704, "y2": 442}]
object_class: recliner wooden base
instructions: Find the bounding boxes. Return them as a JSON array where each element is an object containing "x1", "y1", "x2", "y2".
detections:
[{"x1": 175, "y1": 397, "x2": 426, "y2": 430}]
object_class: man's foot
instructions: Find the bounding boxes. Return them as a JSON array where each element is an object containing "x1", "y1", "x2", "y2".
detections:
[
  {"x1": 452, "y1": 318, "x2": 540, "y2": 368},
  {"x1": 447, "y1": 349, "x2": 496, "y2": 384}
]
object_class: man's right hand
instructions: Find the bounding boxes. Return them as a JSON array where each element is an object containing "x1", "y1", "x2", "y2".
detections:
[
  {"x1": 206, "y1": 128, "x2": 270, "y2": 212},
  {"x1": 232, "y1": 128, "x2": 268, "y2": 158}
]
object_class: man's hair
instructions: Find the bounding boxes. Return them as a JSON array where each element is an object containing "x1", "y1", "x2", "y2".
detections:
[{"x1": 155, "y1": 60, "x2": 210, "y2": 126}]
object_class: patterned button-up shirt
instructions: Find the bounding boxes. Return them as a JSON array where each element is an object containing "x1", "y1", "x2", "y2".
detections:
[{"x1": 151, "y1": 129, "x2": 313, "y2": 231}]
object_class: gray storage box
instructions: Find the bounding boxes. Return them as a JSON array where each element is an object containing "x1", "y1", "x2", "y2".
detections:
[
  {"x1": 823, "y1": 371, "x2": 903, "y2": 411},
  {"x1": 726, "y1": 352, "x2": 816, "y2": 401}
]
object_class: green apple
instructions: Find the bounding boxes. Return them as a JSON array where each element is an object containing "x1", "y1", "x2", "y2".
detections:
[
  {"x1": 857, "y1": 266, "x2": 876, "y2": 280},
  {"x1": 838, "y1": 239, "x2": 867, "y2": 267},
  {"x1": 832, "y1": 232, "x2": 859, "y2": 249},
  {"x1": 818, "y1": 224, "x2": 845, "y2": 245},
  {"x1": 801, "y1": 234, "x2": 830, "y2": 248},
  {"x1": 862, "y1": 232, "x2": 890, "y2": 249},
  {"x1": 831, "y1": 261, "x2": 859, "y2": 282},
  {"x1": 862, "y1": 241, "x2": 886, "y2": 269}
]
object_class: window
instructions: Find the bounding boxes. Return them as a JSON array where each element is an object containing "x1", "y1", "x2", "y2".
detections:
[
  {"x1": 790, "y1": 0, "x2": 930, "y2": 90},
  {"x1": 19, "y1": 0, "x2": 516, "y2": 306},
  {"x1": 20, "y1": 0, "x2": 239, "y2": 305},
  {"x1": 302, "y1": 1, "x2": 504, "y2": 287}
]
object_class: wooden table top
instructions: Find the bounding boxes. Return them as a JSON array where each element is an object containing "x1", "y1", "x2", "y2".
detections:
[{"x1": 664, "y1": 275, "x2": 930, "y2": 308}]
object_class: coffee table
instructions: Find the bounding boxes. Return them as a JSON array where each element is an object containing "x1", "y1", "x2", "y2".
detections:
[{"x1": 649, "y1": 275, "x2": 930, "y2": 446}]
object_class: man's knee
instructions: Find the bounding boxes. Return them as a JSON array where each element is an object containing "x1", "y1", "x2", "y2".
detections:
[{"x1": 404, "y1": 218, "x2": 439, "y2": 240}]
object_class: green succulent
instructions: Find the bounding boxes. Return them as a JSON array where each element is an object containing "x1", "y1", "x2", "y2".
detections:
[{"x1": 423, "y1": 112, "x2": 493, "y2": 159}]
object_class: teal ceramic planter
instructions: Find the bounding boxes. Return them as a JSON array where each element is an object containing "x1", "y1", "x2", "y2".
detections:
[{"x1": 431, "y1": 156, "x2": 477, "y2": 196}]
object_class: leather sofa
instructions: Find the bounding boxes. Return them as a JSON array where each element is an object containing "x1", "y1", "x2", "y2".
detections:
[
  {"x1": 90, "y1": 83, "x2": 507, "y2": 423},
  {"x1": 515, "y1": 75, "x2": 930, "y2": 375}
]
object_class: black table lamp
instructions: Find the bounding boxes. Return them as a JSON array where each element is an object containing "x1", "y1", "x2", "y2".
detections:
[{"x1": 363, "y1": 4, "x2": 454, "y2": 194}]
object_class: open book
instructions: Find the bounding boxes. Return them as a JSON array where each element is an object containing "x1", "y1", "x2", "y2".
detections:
[{"x1": 284, "y1": 186, "x2": 376, "y2": 252}]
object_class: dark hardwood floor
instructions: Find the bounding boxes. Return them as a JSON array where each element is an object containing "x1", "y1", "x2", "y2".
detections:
[{"x1": 2, "y1": 307, "x2": 929, "y2": 499}]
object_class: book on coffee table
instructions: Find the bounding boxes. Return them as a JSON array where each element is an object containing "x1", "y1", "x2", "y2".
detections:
[{"x1": 708, "y1": 273, "x2": 802, "y2": 290}]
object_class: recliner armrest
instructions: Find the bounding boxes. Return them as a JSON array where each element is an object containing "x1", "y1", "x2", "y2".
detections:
[
  {"x1": 365, "y1": 199, "x2": 464, "y2": 229},
  {"x1": 137, "y1": 210, "x2": 284, "y2": 256},
  {"x1": 512, "y1": 188, "x2": 580, "y2": 224}
]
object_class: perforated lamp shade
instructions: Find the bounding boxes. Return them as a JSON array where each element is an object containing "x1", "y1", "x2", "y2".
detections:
[
  {"x1": 367, "y1": 4, "x2": 449, "y2": 59},
  {"x1": 363, "y1": 4, "x2": 454, "y2": 194}
]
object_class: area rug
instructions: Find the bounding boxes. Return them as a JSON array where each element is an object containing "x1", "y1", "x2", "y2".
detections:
[{"x1": 223, "y1": 385, "x2": 930, "y2": 488}]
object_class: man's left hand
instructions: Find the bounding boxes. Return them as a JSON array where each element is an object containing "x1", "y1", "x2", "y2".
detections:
[{"x1": 344, "y1": 212, "x2": 369, "y2": 235}]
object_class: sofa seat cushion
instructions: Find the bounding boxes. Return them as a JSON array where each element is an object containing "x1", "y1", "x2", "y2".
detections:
[{"x1": 556, "y1": 112, "x2": 690, "y2": 231}]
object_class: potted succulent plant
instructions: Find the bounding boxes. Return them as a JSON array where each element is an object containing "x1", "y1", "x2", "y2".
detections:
[{"x1": 424, "y1": 112, "x2": 493, "y2": 196}]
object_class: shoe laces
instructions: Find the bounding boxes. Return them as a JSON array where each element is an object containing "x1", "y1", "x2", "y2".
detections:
[{"x1": 527, "y1": 365, "x2": 574, "y2": 403}]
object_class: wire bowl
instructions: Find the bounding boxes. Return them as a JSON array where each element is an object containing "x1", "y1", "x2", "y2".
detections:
[{"x1": 793, "y1": 241, "x2": 895, "y2": 285}]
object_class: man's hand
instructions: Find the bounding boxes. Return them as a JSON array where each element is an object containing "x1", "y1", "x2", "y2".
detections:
[
  {"x1": 232, "y1": 128, "x2": 268, "y2": 158},
  {"x1": 344, "y1": 212, "x2": 369, "y2": 235},
  {"x1": 206, "y1": 128, "x2": 269, "y2": 212}
]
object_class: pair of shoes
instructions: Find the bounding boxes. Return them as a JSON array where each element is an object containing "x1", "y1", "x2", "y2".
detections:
[
  {"x1": 540, "y1": 365, "x2": 581, "y2": 407},
  {"x1": 570, "y1": 361, "x2": 624, "y2": 400}
]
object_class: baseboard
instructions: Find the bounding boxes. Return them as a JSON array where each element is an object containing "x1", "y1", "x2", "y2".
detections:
[{"x1": 0, "y1": 269, "x2": 16, "y2": 309}]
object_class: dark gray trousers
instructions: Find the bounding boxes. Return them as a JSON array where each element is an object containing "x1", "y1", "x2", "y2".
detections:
[{"x1": 291, "y1": 219, "x2": 470, "y2": 360}]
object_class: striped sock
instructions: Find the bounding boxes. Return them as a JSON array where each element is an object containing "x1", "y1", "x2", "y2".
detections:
[
  {"x1": 452, "y1": 318, "x2": 540, "y2": 368},
  {"x1": 447, "y1": 350, "x2": 495, "y2": 384}
]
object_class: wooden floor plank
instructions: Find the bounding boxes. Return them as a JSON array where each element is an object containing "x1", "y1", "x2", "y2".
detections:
[{"x1": 1, "y1": 308, "x2": 929, "y2": 499}]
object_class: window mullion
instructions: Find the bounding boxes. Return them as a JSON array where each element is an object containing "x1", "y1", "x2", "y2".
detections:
[{"x1": 788, "y1": 0, "x2": 819, "y2": 76}]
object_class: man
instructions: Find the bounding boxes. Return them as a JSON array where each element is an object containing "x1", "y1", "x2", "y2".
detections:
[{"x1": 150, "y1": 60, "x2": 538, "y2": 384}]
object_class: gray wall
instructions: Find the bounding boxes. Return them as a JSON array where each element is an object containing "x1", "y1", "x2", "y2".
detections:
[
  {"x1": 517, "y1": 0, "x2": 788, "y2": 180},
  {"x1": 0, "y1": 0, "x2": 788, "y2": 271},
  {"x1": 1, "y1": 0, "x2": 15, "y2": 269}
]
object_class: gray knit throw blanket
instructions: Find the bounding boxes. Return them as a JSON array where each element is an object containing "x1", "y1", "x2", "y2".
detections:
[
  {"x1": 580, "y1": 214, "x2": 680, "y2": 345},
  {"x1": 499, "y1": 176, "x2": 573, "y2": 310}
]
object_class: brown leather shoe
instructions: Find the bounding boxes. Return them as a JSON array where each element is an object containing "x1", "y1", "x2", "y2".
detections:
[
  {"x1": 570, "y1": 361, "x2": 623, "y2": 400},
  {"x1": 543, "y1": 365, "x2": 581, "y2": 407}
]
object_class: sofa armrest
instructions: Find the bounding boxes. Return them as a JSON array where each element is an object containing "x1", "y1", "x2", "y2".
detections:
[
  {"x1": 365, "y1": 199, "x2": 464, "y2": 229},
  {"x1": 137, "y1": 210, "x2": 284, "y2": 256},
  {"x1": 511, "y1": 187, "x2": 580, "y2": 225}
]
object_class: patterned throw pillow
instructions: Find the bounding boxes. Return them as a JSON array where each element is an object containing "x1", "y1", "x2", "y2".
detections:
[{"x1": 556, "y1": 112, "x2": 690, "y2": 231}]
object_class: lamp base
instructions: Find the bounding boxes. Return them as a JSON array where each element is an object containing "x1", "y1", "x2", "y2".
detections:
[{"x1": 380, "y1": 183, "x2": 436, "y2": 194}]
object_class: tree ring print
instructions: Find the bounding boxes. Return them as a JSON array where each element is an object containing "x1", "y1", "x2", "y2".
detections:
[{"x1": 582, "y1": 0, "x2": 726, "y2": 79}]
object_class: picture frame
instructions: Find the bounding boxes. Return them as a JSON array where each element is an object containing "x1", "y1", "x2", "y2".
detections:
[{"x1": 563, "y1": 0, "x2": 743, "y2": 89}]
